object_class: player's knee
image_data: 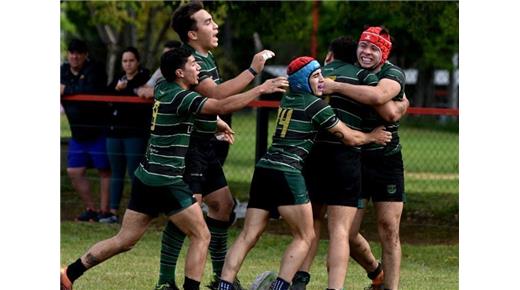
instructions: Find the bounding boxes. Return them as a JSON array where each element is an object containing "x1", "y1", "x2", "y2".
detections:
[
  {"x1": 378, "y1": 221, "x2": 400, "y2": 243},
  {"x1": 192, "y1": 226, "x2": 211, "y2": 245},
  {"x1": 297, "y1": 228, "x2": 315, "y2": 248},
  {"x1": 330, "y1": 227, "x2": 348, "y2": 242},
  {"x1": 378, "y1": 219, "x2": 398, "y2": 233}
]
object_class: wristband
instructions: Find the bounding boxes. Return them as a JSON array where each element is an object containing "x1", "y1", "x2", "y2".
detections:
[{"x1": 247, "y1": 67, "x2": 258, "y2": 77}]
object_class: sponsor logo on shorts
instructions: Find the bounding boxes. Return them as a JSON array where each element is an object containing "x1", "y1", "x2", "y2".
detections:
[{"x1": 387, "y1": 184, "x2": 397, "y2": 195}]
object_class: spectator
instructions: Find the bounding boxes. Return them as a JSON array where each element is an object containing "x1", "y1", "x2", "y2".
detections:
[
  {"x1": 135, "y1": 40, "x2": 181, "y2": 99},
  {"x1": 102, "y1": 47, "x2": 152, "y2": 223},
  {"x1": 60, "y1": 38, "x2": 111, "y2": 222}
]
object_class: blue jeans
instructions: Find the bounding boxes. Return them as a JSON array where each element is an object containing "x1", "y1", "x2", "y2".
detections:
[{"x1": 106, "y1": 137, "x2": 147, "y2": 210}]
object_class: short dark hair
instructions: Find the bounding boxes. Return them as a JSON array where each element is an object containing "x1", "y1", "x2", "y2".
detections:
[
  {"x1": 329, "y1": 36, "x2": 357, "y2": 64},
  {"x1": 121, "y1": 46, "x2": 140, "y2": 62},
  {"x1": 160, "y1": 47, "x2": 192, "y2": 82},
  {"x1": 164, "y1": 40, "x2": 182, "y2": 50},
  {"x1": 171, "y1": 2, "x2": 204, "y2": 43},
  {"x1": 68, "y1": 38, "x2": 88, "y2": 53}
]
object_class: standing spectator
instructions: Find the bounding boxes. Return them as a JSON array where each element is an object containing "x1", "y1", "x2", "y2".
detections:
[
  {"x1": 322, "y1": 26, "x2": 408, "y2": 290},
  {"x1": 136, "y1": 40, "x2": 182, "y2": 99},
  {"x1": 60, "y1": 38, "x2": 111, "y2": 222},
  {"x1": 155, "y1": 3, "x2": 277, "y2": 289},
  {"x1": 102, "y1": 47, "x2": 152, "y2": 223}
]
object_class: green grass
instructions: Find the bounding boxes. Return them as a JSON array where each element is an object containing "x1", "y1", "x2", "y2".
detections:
[
  {"x1": 60, "y1": 111, "x2": 458, "y2": 289},
  {"x1": 61, "y1": 221, "x2": 458, "y2": 290}
]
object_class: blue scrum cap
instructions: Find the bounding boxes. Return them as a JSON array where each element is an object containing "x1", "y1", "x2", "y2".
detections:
[{"x1": 287, "y1": 56, "x2": 320, "y2": 94}]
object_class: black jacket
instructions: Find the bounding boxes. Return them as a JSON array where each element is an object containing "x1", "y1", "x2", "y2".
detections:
[
  {"x1": 61, "y1": 60, "x2": 109, "y2": 141},
  {"x1": 106, "y1": 68, "x2": 152, "y2": 138}
]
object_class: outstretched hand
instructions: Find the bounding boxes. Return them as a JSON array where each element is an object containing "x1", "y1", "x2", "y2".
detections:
[
  {"x1": 250, "y1": 49, "x2": 275, "y2": 73},
  {"x1": 260, "y1": 76, "x2": 289, "y2": 94}
]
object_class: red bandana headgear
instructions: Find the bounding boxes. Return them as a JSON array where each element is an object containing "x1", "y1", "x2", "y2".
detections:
[{"x1": 359, "y1": 26, "x2": 392, "y2": 66}]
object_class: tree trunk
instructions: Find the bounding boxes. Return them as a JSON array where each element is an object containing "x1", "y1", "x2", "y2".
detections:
[
  {"x1": 223, "y1": 18, "x2": 232, "y2": 59},
  {"x1": 142, "y1": 6, "x2": 159, "y2": 69},
  {"x1": 415, "y1": 68, "x2": 435, "y2": 107},
  {"x1": 148, "y1": 16, "x2": 171, "y2": 70}
]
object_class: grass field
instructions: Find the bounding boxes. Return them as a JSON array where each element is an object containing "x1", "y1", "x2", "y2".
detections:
[
  {"x1": 60, "y1": 110, "x2": 459, "y2": 289},
  {"x1": 61, "y1": 221, "x2": 458, "y2": 290}
]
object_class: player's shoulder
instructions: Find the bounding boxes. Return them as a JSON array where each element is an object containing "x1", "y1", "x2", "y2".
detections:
[{"x1": 381, "y1": 61, "x2": 404, "y2": 75}]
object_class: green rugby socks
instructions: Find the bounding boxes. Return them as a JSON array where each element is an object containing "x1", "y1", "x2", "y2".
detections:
[
  {"x1": 206, "y1": 216, "x2": 231, "y2": 276},
  {"x1": 158, "y1": 221, "x2": 186, "y2": 285}
]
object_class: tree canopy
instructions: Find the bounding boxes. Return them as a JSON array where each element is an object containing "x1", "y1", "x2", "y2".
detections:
[{"x1": 61, "y1": 0, "x2": 458, "y2": 105}]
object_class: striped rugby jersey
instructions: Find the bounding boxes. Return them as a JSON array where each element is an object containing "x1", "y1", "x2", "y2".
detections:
[
  {"x1": 318, "y1": 60, "x2": 378, "y2": 147},
  {"x1": 134, "y1": 80, "x2": 207, "y2": 186},
  {"x1": 184, "y1": 44, "x2": 221, "y2": 140},
  {"x1": 256, "y1": 92, "x2": 339, "y2": 173},
  {"x1": 362, "y1": 61, "x2": 406, "y2": 155}
]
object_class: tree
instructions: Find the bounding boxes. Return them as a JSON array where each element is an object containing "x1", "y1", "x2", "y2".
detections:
[
  {"x1": 61, "y1": 1, "x2": 180, "y2": 83},
  {"x1": 61, "y1": 0, "x2": 459, "y2": 107}
]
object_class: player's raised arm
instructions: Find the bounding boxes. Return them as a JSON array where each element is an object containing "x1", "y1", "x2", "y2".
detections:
[
  {"x1": 200, "y1": 76, "x2": 288, "y2": 115},
  {"x1": 195, "y1": 49, "x2": 276, "y2": 100}
]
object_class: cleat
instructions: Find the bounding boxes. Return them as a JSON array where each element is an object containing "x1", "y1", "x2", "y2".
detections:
[
  {"x1": 75, "y1": 209, "x2": 99, "y2": 222},
  {"x1": 290, "y1": 271, "x2": 310, "y2": 290},
  {"x1": 233, "y1": 277, "x2": 245, "y2": 290},
  {"x1": 207, "y1": 274, "x2": 244, "y2": 290},
  {"x1": 364, "y1": 270, "x2": 384, "y2": 290},
  {"x1": 60, "y1": 267, "x2": 73, "y2": 290},
  {"x1": 98, "y1": 212, "x2": 119, "y2": 224},
  {"x1": 250, "y1": 271, "x2": 277, "y2": 290}
]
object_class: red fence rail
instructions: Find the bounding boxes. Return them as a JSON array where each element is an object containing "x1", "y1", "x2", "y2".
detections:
[{"x1": 62, "y1": 94, "x2": 459, "y2": 116}]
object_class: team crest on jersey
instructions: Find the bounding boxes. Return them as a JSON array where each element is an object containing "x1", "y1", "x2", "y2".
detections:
[{"x1": 387, "y1": 184, "x2": 397, "y2": 194}]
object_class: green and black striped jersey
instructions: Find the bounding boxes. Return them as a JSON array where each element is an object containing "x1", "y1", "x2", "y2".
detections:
[
  {"x1": 362, "y1": 61, "x2": 406, "y2": 155},
  {"x1": 318, "y1": 60, "x2": 378, "y2": 147},
  {"x1": 184, "y1": 44, "x2": 221, "y2": 140},
  {"x1": 256, "y1": 92, "x2": 339, "y2": 173},
  {"x1": 134, "y1": 80, "x2": 207, "y2": 186}
]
